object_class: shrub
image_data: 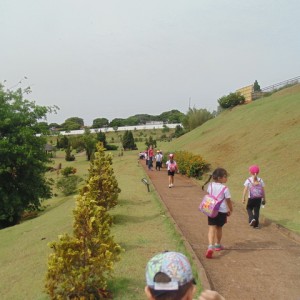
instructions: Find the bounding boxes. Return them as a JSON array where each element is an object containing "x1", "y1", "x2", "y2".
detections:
[
  {"x1": 46, "y1": 143, "x2": 122, "y2": 299},
  {"x1": 56, "y1": 175, "x2": 81, "y2": 196},
  {"x1": 61, "y1": 166, "x2": 77, "y2": 177},
  {"x1": 174, "y1": 151, "x2": 210, "y2": 179},
  {"x1": 218, "y1": 92, "x2": 245, "y2": 109}
]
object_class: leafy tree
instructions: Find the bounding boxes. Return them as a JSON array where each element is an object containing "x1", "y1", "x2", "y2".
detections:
[
  {"x1": 65, "y1": 117, "x2": 84, "y2": 127},
  {"x1": 65, "y1": 144, "x2": 75, "y2": 161},
  {"x1": 57, "y1": 135, "x2": 69, "y2": 149},
  {"x1": 91, "y1": 118, "x2": 109, "y2": 129},
  {"x1": 159, "y1": 110, "x2": 185, "y2": 123},
  {"x1": 145, "y1": 135, "x2": 157, "y2": 148},
  {"x1": 109, "y1": 118, "x2": 125, "y2": 127},
  {"x1": 0, "y1": 85, "x2": 54, "y2": 228},
  {"x1": 218, "y1": 92, "x2": 245, "y2": 109},
  {"x1": 182, "y1": 107, "x2": 214, "y2": 131},
  {"x1": 82, "y1": 128, "x2": 96, "y2": 161},
  {"x1": 122, "y1": 130, "x2": 136, "y2": 150},
  {"x1": 124, "y1": 116, "x2": 139, "y2": 126},
  {"x1": 173, "y1": 125, "x2": 185, "y2": 138},
  {"x1": 253, "y1": 80, "x2": 261, "y2": 92},
  {"x1": 48, "y1": 122, "x2": 60, "y2": 129},
  {"x1": 61, "y1": 117, "x2": 84, "y2": 131},
  {"x1": 96, "y1": 131, "x2": 107, "y2": 148},
  {"x1": 37, "y1": 121, "x2": 49, "y2": 132},
  {"x1": 45, "y1": 143, "x2": 122, "y2": 299}
]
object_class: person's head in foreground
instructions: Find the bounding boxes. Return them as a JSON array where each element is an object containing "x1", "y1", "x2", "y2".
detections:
[{"x1": 145, "y1": 251, "x2": 196, "y2": 300}]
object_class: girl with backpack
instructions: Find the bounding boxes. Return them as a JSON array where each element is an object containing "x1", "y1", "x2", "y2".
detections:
[
  {"x1": 242, "y1": 165, "x2": 266, "y2": 229},
  {"x1": 165, "y1": 153, "x2": 178, "y2": 188},
  {"x1": 202, "y1": 168, "x2": 233, "y2": 259}
]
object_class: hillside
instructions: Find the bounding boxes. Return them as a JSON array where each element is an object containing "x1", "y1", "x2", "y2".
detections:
[{"x1": 169, "y1": 84, "x2": 300, "y2": 233}]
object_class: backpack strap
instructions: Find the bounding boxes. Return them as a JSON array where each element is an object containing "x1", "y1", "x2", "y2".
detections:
[
  {"x1": 209, "y1": 184, "x2": 227, "y2": 200},
  {"x1": 216, "y1": 186, "x2": 227, "y2": 200}
]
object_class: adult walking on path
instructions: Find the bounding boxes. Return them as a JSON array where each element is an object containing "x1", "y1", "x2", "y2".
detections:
[{"x1": 141, "y1": 163, "x2": 300, "y2": 300}]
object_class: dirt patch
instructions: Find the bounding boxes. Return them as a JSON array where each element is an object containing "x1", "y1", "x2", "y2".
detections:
[{"x1": 141, "y1": 161, "x2": 300, "y2": 300}]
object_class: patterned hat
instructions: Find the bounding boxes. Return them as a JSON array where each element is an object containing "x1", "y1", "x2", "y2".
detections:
[{"x1": 145, "y1": 251, "x2": 194, "y2": 291}]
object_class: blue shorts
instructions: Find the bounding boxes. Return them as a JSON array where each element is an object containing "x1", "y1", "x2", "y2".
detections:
[{"x1": 208, "y1": 212, "x2": 227, "y2": 227}]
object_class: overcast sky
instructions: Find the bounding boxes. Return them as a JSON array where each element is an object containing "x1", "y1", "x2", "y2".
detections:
[{"x1": 1, "y1": 0, "x2": 299, "y2": 126}]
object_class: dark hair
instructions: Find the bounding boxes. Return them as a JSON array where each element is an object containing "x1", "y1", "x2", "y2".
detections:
[
  {"x1": 149, "y1": 272, "x2": 194, "y2": 300},
  {"x1": 202, "y1": 168, "x2": 228, "y2": 190}
]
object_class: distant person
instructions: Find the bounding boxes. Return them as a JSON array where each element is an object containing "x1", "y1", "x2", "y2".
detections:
[
  {"x1": 145, "y1": 251, "x2": 225, "y2": 300},
  {"x1": 165, "y1": 153, "x2": 178, "y2": 188},
  {"x1": 155, "y1": 150, "x2": 163, "y2": 171},
  {"x1": 202, "y1": 168, "x2": 233, "y2": 259},
  {"x1": 242, "y1": 165, "x2": 266, "y2": 229},
  {"x1": 147, "y1": 145, "x2": 154, "y2": 170}
]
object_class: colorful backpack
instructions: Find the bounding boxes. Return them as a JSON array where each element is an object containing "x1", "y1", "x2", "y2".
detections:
[
  {"x1": 248, "y1": 178, "x2": 264, "y2": 198},
  {"x1": 199, "y1": 184, "x2": 227, "y2": 218},
  {"x1": 169, "y1": 161, "x2": 177, "y2": 172}
]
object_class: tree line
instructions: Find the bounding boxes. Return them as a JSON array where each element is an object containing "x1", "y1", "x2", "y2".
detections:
[{"x1": 0, "y1": 79, "x2": 260, "y2": 228}]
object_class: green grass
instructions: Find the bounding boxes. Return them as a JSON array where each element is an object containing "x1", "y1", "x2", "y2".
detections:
[
  {"x1": 0, "y1": 149, "x2": 198, "y2": 300},
  {"x1": 2, "y1": 84, "x2": 300, "y2": 299},
  {"x1": 169, "y1": 84, "x2": 300, "y2": 233}
]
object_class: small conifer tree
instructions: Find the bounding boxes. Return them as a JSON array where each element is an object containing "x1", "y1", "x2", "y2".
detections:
[{"x1": 45, "y1": 142, "x2": 122, "y2": 299}]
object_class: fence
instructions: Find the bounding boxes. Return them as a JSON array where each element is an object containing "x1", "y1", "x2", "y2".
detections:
[{"x1": 252, "y1": 76, "x2": 300, "y2": 100}]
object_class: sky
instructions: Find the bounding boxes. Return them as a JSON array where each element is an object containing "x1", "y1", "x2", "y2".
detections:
[{"x1": 1, "y1": 0, "x2": 299, "y2": 126}]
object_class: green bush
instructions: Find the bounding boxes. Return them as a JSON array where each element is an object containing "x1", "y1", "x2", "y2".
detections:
[
  {"x1": 61, "y1": 166, "x2": 77, "y2": 177},
  {"x1": 56, "y1": 175, "x2": 81, "y2": 196},
  {"x1": 174, "y1": 151, "x2": 210, "y2": 179},
  {"x1": 218, "y1": 92, "x2": 245, "y2": 109}
]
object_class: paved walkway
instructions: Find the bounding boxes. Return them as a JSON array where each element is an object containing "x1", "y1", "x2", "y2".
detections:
[{"x1": 142, "y1": 163, "x2": 300, "y2": 300}]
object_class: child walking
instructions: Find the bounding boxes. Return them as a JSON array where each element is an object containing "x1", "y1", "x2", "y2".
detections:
[
  {"x1": 165, "y1": 153, "x2": 178, "y2": 188},
  {"x1": 202, "y1": 168, "x2": 233, "y2": 259},
  {"x1": 242, "y1": 165, "x2": 266, "y2": 229}
]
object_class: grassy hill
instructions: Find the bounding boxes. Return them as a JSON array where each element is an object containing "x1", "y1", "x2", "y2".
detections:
[{"x1": 169, "y1": 84, "x2": 300, "y2": 233}]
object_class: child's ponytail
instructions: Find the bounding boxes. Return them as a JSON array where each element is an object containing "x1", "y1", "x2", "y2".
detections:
[
  {"x1": 253, "y1": 173, "x2": 258, "y2": 181},
  {"x1": 202, "y1": 168, "x2": 228, "y2": 190},
  {"x1": 202, "y1": 174, "x2": 212, "y2": 190}
]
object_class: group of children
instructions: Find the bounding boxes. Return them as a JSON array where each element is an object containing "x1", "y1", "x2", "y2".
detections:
[
  {"x1": 142, "y1": 163, "x2": 266, "y2": 299},
  {"x1": 144, "y1": 146, "x2": 180, "y2": 188},
  {"x1": 202, "y1": 165, "x2": 266, "y2": 259}
]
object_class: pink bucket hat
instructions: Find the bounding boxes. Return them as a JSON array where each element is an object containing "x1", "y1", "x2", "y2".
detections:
[{"x1": 249, "y1": 165, "x2": 260, "y2": 174}]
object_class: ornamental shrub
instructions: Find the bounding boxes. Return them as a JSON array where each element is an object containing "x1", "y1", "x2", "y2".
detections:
[
  {"x1": 45, "y1": 142, "x2": 122, "y2": 299},
  {"x1": 174, "y1": 151, "x2": 210, "y2": 179}
]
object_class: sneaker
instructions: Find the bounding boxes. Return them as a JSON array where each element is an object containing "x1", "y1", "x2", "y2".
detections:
[
  {"x1": 249, "y1": 219, "x2": 256, "y2": 227},
  {"x1": 171, "y1": 183, "x2": 174, "y2": 187},
  {"x1": 205, "y1": 247, "x2": 214, "y2": 259},
  {"x1": 214, "y1": 244, "x2": 224, "y2": 251},
  {"x1": 168, "y1": 184, "x2": 172, "y2": 188}
]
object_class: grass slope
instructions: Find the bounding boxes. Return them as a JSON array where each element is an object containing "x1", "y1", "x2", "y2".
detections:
[
  {"x1": 0, "y1": 150, "x2": 195, "y2": 300},
  {"x1": 170, "y1": 84, "x2": 300, "y2": 232}
]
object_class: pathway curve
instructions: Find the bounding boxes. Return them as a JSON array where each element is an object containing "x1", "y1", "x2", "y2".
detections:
[{"x1": 141, "y1": 162, "x2": 300, "y2": 300}]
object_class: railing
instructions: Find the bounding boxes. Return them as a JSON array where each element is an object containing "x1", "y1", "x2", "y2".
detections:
[{"x1": 252, "y1": 76, "x2": 300, "y2": 100}]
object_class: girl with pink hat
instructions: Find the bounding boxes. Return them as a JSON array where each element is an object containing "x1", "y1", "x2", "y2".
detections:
[{"x1": 242, "y1": 165, "x2": 266, "y2": 229}]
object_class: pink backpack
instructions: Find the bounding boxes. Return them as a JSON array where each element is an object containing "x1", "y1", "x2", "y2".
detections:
[
  {"x1": 169, "y1": 161, "x2": 177, "y2": 172},
  {"x1": 199, "y1": 184, "x2": 227, "y2": 218},
  {"x1": 248, "y1": 178, "x2": 264, "y2": 198}
]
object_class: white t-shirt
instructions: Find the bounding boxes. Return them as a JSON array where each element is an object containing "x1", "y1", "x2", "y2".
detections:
[
  {"x1": 243, "y1": 177, "x2": 265, "y2": 198},
  {"x1": 207, "y1": 182, "x2": 231, "y2": 213},
  {"x1": 166, "y1": 160, "x2": 177, "y2": 171}
]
